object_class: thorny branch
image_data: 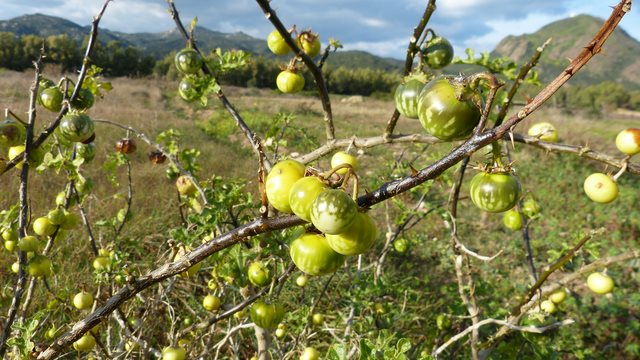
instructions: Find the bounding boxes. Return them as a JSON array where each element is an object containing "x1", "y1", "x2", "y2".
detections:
[{"x1": 0, "y1": 55, "x2": 43, "y2": 358}]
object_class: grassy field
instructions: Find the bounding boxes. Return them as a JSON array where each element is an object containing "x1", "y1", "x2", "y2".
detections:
[{"x1": 0, "y1": 70, "x2": 639, "y2": 359}]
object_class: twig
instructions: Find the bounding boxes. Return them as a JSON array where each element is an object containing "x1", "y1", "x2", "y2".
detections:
[
  {"x1": 93, "y1": 118, "x2": 208, "y2": 205},
  {"x1": 177, "y1": 264, "x2": 294, "y2": 338},
  {"x1": 115, "y1": 158, "x2": 134, "y2": 236},
  {"x1": 433, "y1": 318, "x2": 575, "y2": 358},
  {"x1": 255, "y1": 0, "x2": 335, "y2": 141},
  {"x1": 167, "y1": 1, "x2": 272, "y2": 170},
  {"x1": 384, "y1": 0, "x2": 438, "y2": 137},
  {"x1": 0, "y1": 54, "x2": 43, "y2": 358},
  {"x1": 494, "y1": 38, "x2": 551, "y2": 127}
]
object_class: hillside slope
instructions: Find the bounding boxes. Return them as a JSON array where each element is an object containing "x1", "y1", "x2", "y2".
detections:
[
  {"x1": 492, "y1": 15, "x2": 640, "y2": 88},
  {"x1": 0, "y1": 13, "x2": 402, "y2": 71}
]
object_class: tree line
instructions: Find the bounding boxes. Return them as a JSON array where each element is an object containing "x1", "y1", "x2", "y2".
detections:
[
  {"x1": 153, "y1": 51, "x2": 401, "y2": 97},
  {"x1": 2, "y1": 32, "x2": 640, "y2": 112},
  {"x1": 0, "y1": 32, "x2": 154, "y2": 77}
]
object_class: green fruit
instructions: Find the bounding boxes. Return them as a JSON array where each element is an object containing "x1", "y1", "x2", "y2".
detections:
[
  {"x1": 40, "y1": 87, "x2": 64, "y2": 112},
  {"x1": 33, "y1": 217, "x2": 57, "y2": 237},
  {"x1": 0, "y1": 118, "x2": 26, "y2": 147},
  {"x1": 174, "y1": 48, "x2": 203, "y2": 74},
  {"x1": 502, "y1": 209, "x2": 522, "y2": 231},
  {"x1": 330, "y1": 151, "x2": 358, "y2": 175},
  {"x1": 325, "y1": 211, "x2": 377, "y2": 255},
  {"x1": 549, "y1": 289, "x2": 567, "y2": 304},
  {"x1": 47, "y1": 208, "x2": 66, "y2": 225},
  {"x1": 202, "y1": 294, "x2": 222, "y2": 311},
  {"x1": 290, "y1": 233, "x2": 345, "y2": 276},
  {"x1": 470, "y1": 171, "x2": 521, "y2": 213},
  {"x1": 310, "y1": 189, "x2": 358, "y2": 235},
  {"x1": 267, "y1": 29, "x2": 291, "y2": 56},
  {"x1": 60, "y1": 210, "x2": 80, "y2": 230},
  {"x1": 92, "y1": 256, "x2": 111, "y2": 271},
  {"x1": 289, "y1": 176, "x2": 329, "y2": 222},
  {"x1": 587, "y1": 272, "x2": 614, "y2": 294},
  {"x1": 2, "y1": 228, "x2": 18, "y2": 242},
  {"x1": 395, "y1": 78, "x2": 427, "y2": 119},
  {"x1": 250, "y1": 300, "x2": 285, "y2": 330},
  {"x1": 423, "y1": 36, "x2": 454, "y2": 69},
  {"x1": 266, "y1": 159, "x2": 305, "y2": 213},
  {"x1": 73, "y1": 333, "x2": 96, "y2": 351},
  {"x1": 59, "y1": 112, "x2": 95, "y2": 143},
  {"x1": 18, "y1": 235, "x2": 40, "y2": 252},
  {"x1": 162, "y1": 346, "x2": 186, "y2": 360},
  {"x1": 27, "y1": 254, "x2": 52, "y2": 277},
  {"x1": 276, "y1": 70, "x2": 305, "y2": 94},
  {"x1": 583, "y1": 173, "x2": 618, "y2": 204},
  {"x1": 248, "y1": 261, "x2": 271, "y2": 287},
  {"x1": 73, "y1": 291, "x2": 94, "y2": 310},
  {"x1": 417, "y1": 77, "x2": 481, "y2": 140},
  {"x1": 528, "y1": 122, "x2": 558, "y2": 142}
]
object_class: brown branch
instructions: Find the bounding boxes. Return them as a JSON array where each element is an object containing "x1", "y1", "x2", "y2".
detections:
[
  {"x1": 254, "y1": 0, "x2": 335, "y2": 141},
  {"x1": 511, "y1": 133, "x2": 640, "y2": 174},
  {"x1": 384, "y1": 0, "x2": 437, "y2": 137},
  {"x1": 494, "y1": 38, "x2": 551, "y2": 127},
  {"x1": 0, "y1": 56, "x2": 43, "y2": 358},
  {"x1": 167, "y1": 1, "x2": 272, "y2": 171},
  {"x1": 35, "y1": 3, "x2": 632, "y2": 358}
]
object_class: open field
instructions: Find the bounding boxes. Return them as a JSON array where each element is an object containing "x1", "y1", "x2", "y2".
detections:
[{"x1": 1, "y1": 70, "x2": 639, "y2": 359}]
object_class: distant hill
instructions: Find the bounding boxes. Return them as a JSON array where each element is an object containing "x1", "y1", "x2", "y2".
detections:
[
  {"x1": 492, "y1": 14, "x2": 640, "y2": 89},
  {"x1": 0, "y1": 13, "x2": 402, "y2": 71}
]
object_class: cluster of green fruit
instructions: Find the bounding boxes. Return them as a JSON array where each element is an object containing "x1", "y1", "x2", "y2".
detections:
[
  {"x1": 265, "y1": 152, "x2": 378, "y2": 276},
  {"x1": 267, "y1": 28, "x2": 321, "y2": 94},
  {"x1": 532, "y1": 271, "x2": 614, "y2": 318},
  {"x1": 174, "y1": 47, "x2": 205, "y2": 102},
  {"x1": 3, "y1": 207, "x2": 80, "y2": 278}
]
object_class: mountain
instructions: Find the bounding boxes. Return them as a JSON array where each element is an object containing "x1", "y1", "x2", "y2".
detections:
[
  {"x1": 0, "y1": 13, "x2": 402, "y2": 71},
  {"x1": 492, "y1": 14, "x2": 640, "y2": 89}
]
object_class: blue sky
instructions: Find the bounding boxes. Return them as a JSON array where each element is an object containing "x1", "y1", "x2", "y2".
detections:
[{"x1": 0, "y1": 0, "x2": 638, "y2": 59}]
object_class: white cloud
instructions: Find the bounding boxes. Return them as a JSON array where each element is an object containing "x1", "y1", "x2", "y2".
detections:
[
  {"x1": 343, "y1": 37, "x2": 407, "y2": 58},
  {"x1": 462, "y1": 12, "x2": 564, "y2": 53},
  {"x1": 359, "y1": 17, "x2": 386, "y2": 28}
]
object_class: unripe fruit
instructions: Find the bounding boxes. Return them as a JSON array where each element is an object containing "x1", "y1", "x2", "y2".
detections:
[
  {"x1": 33, "y1": 217, "x2": 56, "y2": 237},
  {"x1": 312, "y1": 313, "x2": 324, "y2": 325},
  {"x1": 162, "y1": 346, "x2": 186, "y2": 360},
  {"x1": 300, "y1": 347, "x2": 320, "y2": 360},
  {"x1": 540, "y1": 300, "x2": 556, "y2": 314},
  {"x1": 202, "y1": 294, "x2": 221, "y2": 311},
  {"x1": 92, "y1": 256, "x2": 111, "y2": 271},
  {"x1": 583, "y1": 173, "x2": 618, "y2": 204},
  {"x1": 296, "y1": 275, "x2": 308, "y2": 287},
  {"x1": 528, "y1": 122, "x2": 558, "y2": 142},
  {"x1": 330, "y1": 151, "x2": 358, "y2": 175},
  {"x1": 2, "y1": 228, "x2": 18, "y2": 241},
  {"x1": 587, "y1": 272, "x2": 614, "y2": 294},
  {"x1": 548, "y1": 289, "x2": 567, "y2": 304},
  {"x1": 18, "y1": 235, "x2": 40, "y2": 252},
  {"x1": 47, "y1": 208, "x2": 66, "y2": 225},
  {"x1": 73, "y1": 333, "x2": 96, "y2": 351},
  {"x1": 73, "y1": 291, "x2": 94, "y2": 310}
]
